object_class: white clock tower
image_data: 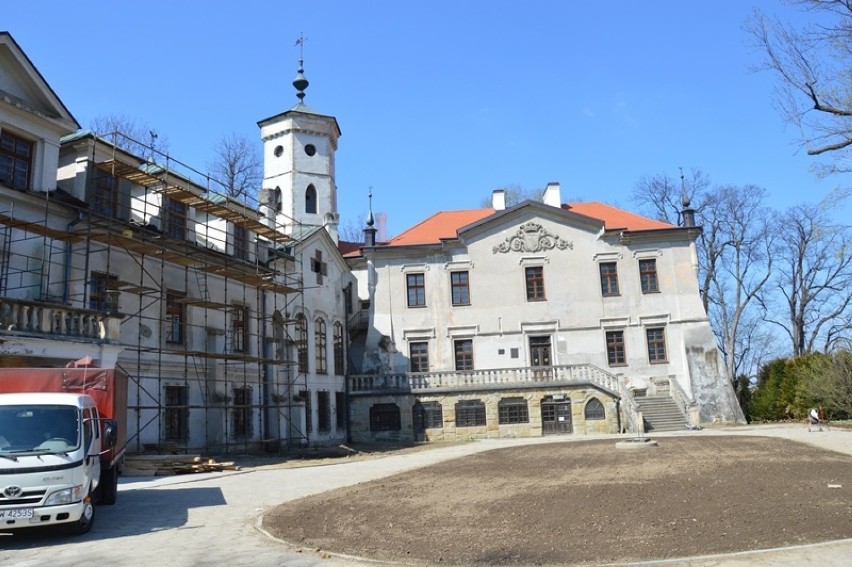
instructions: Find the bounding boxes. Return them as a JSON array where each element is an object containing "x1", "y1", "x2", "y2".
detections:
[{"x1": 258, "y1": 59, "x2": 341, "y2": 242}]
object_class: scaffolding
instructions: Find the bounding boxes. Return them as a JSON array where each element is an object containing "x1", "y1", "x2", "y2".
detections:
[{"x1": 0, "y1": 130, "x2": 320, "y2": 455}]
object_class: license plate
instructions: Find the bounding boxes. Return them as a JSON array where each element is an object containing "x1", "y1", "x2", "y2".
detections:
[{"x1": 0, "y1": 508, "x2": 34, "y2": 519}]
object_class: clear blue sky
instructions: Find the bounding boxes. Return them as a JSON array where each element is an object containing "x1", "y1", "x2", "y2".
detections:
[{"x1": 5, "y1": 1, "x2": 842, "y2": 238}]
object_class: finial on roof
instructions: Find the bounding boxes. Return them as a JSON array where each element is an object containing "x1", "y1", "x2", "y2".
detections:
[
  {"x1": 367, "y1": 187, "x2": 375, "y2": 227},
  {"x1": 293, "y1": 33, "x2": 309, "y2": 102},
  {"x1": 679, "y1": 167, "x2": 691, "y2": 208}
]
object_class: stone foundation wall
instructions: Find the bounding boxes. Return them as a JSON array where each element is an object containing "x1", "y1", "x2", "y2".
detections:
[{"x1": 349, "y1": 386, "x2": 620, "y2": 443}]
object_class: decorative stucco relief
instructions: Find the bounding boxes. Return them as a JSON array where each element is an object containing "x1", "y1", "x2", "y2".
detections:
[{"x1": 492, "y1": 222, "x2": 573, "y2": 254}]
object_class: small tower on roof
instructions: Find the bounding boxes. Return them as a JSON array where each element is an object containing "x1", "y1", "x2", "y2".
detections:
[
  {"x1": 257, "y1": 35, "x2": 342, "y2": 243},
  {"x1": 363, "y1": 188, "x2": 378, "y2": 247}
]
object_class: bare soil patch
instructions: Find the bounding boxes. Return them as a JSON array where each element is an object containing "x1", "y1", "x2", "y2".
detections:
[{"x1": 263, "y1": 436, "x2": 852, "y2": 566}]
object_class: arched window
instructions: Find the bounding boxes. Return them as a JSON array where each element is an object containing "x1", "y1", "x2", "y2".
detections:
[
  {"x1": 333, "y1": 321, "x2": 344, "y2": 375},
  {"x1": 414, "y1": 401, "x2": 443, "y2": 431},
  {"x1": 272, "y1": 310, "x2": 285, "y2": 361},
  {"x1": 585, "y1": 398, "x2": 606, "y2": 420},
  {"x1": 305, "y1": 184, "x2": 317, "y2": 214},
  {"x1": 315, "y1": 317, "x2": 327, "y2": 374},
  {"x1": 295, "y1": 314, "x2": 308, "y2": 373}
]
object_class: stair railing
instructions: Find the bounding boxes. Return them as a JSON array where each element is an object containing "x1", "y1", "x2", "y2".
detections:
[{"x1": 667, "y1": 375, "x2": 699, "y2": 428}]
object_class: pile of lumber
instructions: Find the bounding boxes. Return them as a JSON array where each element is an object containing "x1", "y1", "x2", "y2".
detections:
[{"x1": 123, "y1": 454, "x2": 240, "y2": 476}]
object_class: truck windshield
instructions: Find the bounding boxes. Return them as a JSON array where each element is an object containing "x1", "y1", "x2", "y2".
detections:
[{"x1": 0, "y1": 405, "x2": 80, "y2": 454}]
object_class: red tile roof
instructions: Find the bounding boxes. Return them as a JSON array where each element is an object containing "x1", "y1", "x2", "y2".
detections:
[
  {"x1": 564, "y1": 202, "x2": 674, "y2": 231},
  {"x1": 386, "y1": 208, "x2": 495, "y2": 246},
  {"x1": 381, "y1": 202, "x2": 674, "y2": 247}
]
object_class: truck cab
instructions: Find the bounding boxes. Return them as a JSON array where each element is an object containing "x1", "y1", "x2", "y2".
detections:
[{"x1": 0, "y1": 392, "x2": 115, "y2": 534}]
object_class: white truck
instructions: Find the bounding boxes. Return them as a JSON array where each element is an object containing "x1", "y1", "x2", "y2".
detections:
[{"x1": 0, "y1": 367, "x2": 126, "y2": 535}]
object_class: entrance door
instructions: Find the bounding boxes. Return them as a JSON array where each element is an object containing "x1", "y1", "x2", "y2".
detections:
[
  {"x1": 529, "y1": 336, "x2": 553, "y2": 380},
  {"x1": 541, "y1": 398, "x2": 572, "y2": 435}
]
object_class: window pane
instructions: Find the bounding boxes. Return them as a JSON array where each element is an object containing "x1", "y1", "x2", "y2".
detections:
[
  {"x1": 599, "y1": 262, "x2": 619, "y2": 296},
  {"x1": 407, "y1": 273, "x2": 426, "y2": 307},
  {"x1": 455, "y1": 399, "x2": 486, "y2": 427},
  {"x1": 498, "y1": 397, "x2": 529, "y2": 424},
  {"x1": 640, "y1": 259, "x2": 659, "y2": 293},
  {"x1": 454, "y1": 339, "x2": 473, "y2": 371},
  {"x1": 525, "y1": 266, "x2": 545, "y2": 301},
  {"x1": 646, "y1": 327, "x2": 667, "y2": 363},
  {"x1": 451, "y1": 271, "x2": 470, "y2": 305},
  {"x1": 410, "y1": 341, "x2": 429, "y2": 372},
  {"x1": 606, "y1": 330, "x2": 626, "y2": 366}
]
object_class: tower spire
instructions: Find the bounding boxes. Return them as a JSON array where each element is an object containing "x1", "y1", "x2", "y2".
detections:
[
  {"x1": 364, "y1": 187, "x2": 378, "y2": 247},
  {"x1": 293, "y1": 33, "x2": 309, "y2": 103}
]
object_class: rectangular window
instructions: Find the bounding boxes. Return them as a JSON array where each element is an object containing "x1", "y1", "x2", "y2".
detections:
[
  {"x1": 232, "y1": 305, "x2": 249, "y2": 353},
  {"x1": 164, "y1": 198, "x2": 187, "y2": 240},
  {"x1": 498, "y1": 397, "x2": 529, "y2": 424},
  {"x1": 646, "y1": 327, "x2": 668, "y2": 363},
  {"x1": 406, "y1": 273, "x2": 426, "y2": 307},
  {"x1": 164, "y1": 385, "x2": 188, "y2": 441},
  {"x1": 525, "y1": 266, "x2": 545, "y2": 301},
  {"x1": 454, "y1": 339, "x2": 473, "y2": 371},
  {"x1": 335, "y1": 391, "x2": 346, "y2": 430},
  {"x1": 93, "y1": 174, "x2": 119, "y2": 217},
  {"x1": 450, "y1": 271, "x2": 470, "y2": 306},
  {"x1": 232, "y1": 386, "x2": 252, "y2": 437},
  {"x1": 455, "y1": 399, "x2": 486, "y2": 427},
  {"x1": 599, "y1": 262, "x2": 619, "y2": 296},
  {"x1": 233, "y1": 224, "x2": 248, "y2": 260},
  {"x1": 299, "y1": 389, "x2": 312, "y2": 434},
  {"x1": 0, "y1": 131, "x2": 33, "y2": 191},
  {"x1": 409, "y1": 341, "x2": 429, "y2": 373},
  {"x1": 606, "y1": 330, "x2": 626, "y2": 366},
  {"x1": 317, "y1": 391, "x2": 331, "y2": 432},
  {"x1": 89, "y1": 271, "x2": 119, "y2": 312},
  {"x1": 165, "y1": 291, "x2": 186, "y2": 344},
  {"x1": 639, "y1": 259, "x2": 659, "y2": 293}
]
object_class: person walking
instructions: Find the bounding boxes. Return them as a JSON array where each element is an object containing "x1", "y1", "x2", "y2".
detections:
[{"x1": 808, "y1": 407, "x2": 822, "y2": 432}]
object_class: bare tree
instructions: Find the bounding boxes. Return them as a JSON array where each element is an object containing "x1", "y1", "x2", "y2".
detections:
[
  {"x1": 630, "y1": 168, "x2": 711, "y2": 224},
  {"x1": 762, "y1": 191, "x2": 852, "y2": 356},
  {"x1": 748, "y1": 2, "x2": 852, "y2": 173},
  {"x1": 207, "y1": 133, "x2": 262, "y2": 203},
  {"x1": 89, "y1": 114, "x2": 169, "y2": 162},
  {"x1": 703, "y1": 185, "x2": 776, "y2": 382},
  {"x1": 479, "y1": 184, "x2": 544, "y2": 208},
  {"x1": 338, "y1": 213, "x2": 368, "y2": 243}
]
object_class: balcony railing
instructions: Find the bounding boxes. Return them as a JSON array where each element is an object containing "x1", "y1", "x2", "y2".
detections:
[
  {"x1": 0, "y1": 297, "x2": 123, "y2": 341},
  {"x1": 349, "y1": 363, "x2": 622, "y2": 397}
]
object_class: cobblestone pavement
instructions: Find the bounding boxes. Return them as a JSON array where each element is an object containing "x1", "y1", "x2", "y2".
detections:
[{"x1": 1, "y1": 424, "x2": 850, "y2": 567}]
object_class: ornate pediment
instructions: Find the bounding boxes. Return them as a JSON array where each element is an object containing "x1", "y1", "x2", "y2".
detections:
[{"x1": 492, "y1": 222, "x2": 573, "y2": 254}]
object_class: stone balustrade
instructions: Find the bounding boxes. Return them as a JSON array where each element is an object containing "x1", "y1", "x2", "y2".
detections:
[
  {"x1": 349, "y1": 363, "x2": 622, "y2": 397},
  {"x1": 0, "y1": 297, "x2": 122, "y2": 341}
]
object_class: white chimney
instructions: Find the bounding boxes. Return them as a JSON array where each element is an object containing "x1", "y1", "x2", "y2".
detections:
[
  {"x1": 492, "y1": 189, "x2": 506, "y2": 211},
  {"x1": 543, "y1": 182, "x2": 561, "y2": 208}
]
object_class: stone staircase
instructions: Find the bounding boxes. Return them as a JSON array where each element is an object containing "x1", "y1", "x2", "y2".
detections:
[{"x1": 635, "y1": 395, "x2": 687, "y2": 432}]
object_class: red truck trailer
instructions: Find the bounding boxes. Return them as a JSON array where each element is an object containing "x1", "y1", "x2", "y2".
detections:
[{"x1": 0, "y1": 365, "x2": 127, "y2": 533}]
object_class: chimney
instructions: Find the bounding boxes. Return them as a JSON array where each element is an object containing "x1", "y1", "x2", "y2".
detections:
[
  {"x1": 375, "y1": 212, "x2": 388, "y2": 242},
  {"x1": 542, "y1": 182, "x2": 561, "y2": 207},
  {"x1": 492, "y1": 189, "x2": 506, "y2": 211}
]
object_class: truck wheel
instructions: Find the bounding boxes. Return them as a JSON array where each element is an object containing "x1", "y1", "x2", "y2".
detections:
[
  {"x1": 66, "y1": 497, "x2": 95, "y2": 536},
  {"x1": 98, "y1": 465, "x2": 118, "y2": 505}
]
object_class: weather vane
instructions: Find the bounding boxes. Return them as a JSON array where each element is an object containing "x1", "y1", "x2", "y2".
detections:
[{"x1": 295, "y1": 33, "x2": 307, "y2": 61}]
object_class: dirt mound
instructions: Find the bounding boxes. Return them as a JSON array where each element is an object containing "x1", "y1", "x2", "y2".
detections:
[{"x1": 263, "y1": 436, "x2": 852, "y2": 565}]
